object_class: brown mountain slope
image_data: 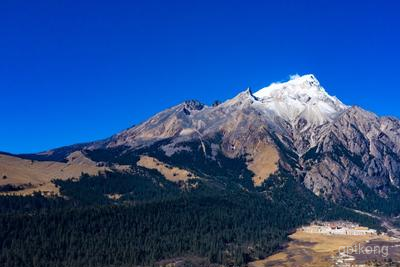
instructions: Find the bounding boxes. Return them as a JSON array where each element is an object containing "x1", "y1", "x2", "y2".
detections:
[{"x1": 0, "y1": 151, "x2": 107, "y2": 195}]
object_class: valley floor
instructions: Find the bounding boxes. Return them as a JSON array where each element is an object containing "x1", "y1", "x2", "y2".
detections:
[{"x1": 249, "y1": 229, "x2": 400, "y2": 267}]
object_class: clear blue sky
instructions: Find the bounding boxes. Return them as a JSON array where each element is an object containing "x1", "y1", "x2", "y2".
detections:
[{"x1": 1, "y1": 0, "x2": 400, "y2": 153}]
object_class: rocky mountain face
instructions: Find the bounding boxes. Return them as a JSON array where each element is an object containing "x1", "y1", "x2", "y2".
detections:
[
  {"x1": 91, "y1": 74, "x2": 400, "y2": 205},
  {"x1": 302, "y1": 106, "x2": 400, "y2": 202},
  {"x1": 4, "y1": 74, "x2": 400, "y2": 211}
]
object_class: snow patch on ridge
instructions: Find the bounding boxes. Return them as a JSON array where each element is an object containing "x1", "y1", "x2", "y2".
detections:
[{"x1": 253, "y1": 74, "x2": 348, "y2": 125}]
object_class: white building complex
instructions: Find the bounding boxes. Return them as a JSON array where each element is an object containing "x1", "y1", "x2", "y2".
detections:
[{"x1": 301, "y1": 221, "x2": 377, "y2": 236}]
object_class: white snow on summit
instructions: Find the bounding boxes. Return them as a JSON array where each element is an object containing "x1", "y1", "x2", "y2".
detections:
[{"x1": 253, "y1": 74, "x2": 348, "y2": 126}]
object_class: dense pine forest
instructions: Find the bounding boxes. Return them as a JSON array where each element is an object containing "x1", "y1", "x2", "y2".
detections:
[{"x1": 0, "y1": 170, "x2": 382, "y2": 267}]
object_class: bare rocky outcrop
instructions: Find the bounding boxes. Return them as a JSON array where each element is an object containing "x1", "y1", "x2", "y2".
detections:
[{"x1": 301, "y1": 106, "x2": 400, "y2": 202}]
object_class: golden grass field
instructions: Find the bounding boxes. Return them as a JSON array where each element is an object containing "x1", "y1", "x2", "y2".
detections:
[
  {"x1": 247, "y1": 142, "x2": 279, "y2": 187},
  {"x1": 249, "y1": 230, "x2": 384, "y2": 267},
  {"x1": 0, "y1": 151, "x2": 108, "y2": 195},
  {"x1": 137, "y1": 155, "x2": 197, "y2": 182}
]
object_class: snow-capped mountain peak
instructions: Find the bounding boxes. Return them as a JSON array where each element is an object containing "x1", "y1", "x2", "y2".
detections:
[{"x1": 253, "y1": 74, "x2": 348, "y2": 126}]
